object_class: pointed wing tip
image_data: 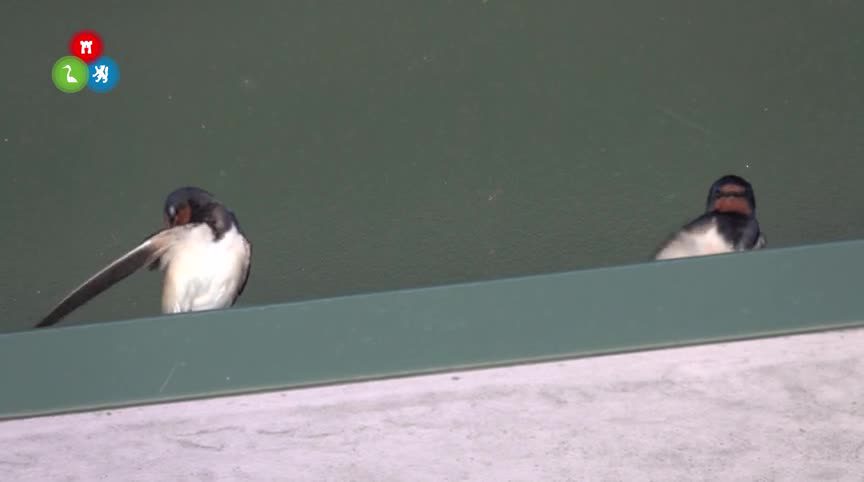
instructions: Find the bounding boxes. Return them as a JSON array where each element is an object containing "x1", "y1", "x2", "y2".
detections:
[
  {"x1": 29, "y1": 232, "x2": 179, "y2": 330},
  {"x1": 34, "y1": 308, "x2": 68, "y2": 328}
]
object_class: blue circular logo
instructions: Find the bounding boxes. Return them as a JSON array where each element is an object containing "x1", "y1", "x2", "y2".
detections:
[{"x1": 87, "y1": 56, "x2": 120, "y2": 93}]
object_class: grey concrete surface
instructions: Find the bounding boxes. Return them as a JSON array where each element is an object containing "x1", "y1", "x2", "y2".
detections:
[{"x1": 3, "y1": 328, "x2": 864, "y2": 481}]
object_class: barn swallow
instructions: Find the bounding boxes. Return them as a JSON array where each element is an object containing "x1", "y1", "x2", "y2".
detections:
[
  {"x1": 36, "y1": 187, "x2": 252, "y2": 328},
  {"x1": 654, "y1": 174, "x2": 765, "y2": 261}
]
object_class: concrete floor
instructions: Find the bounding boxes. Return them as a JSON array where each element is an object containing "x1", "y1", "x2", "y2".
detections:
[{"x1": 3, "y1": 328, "x2": 864, "y2": 481}]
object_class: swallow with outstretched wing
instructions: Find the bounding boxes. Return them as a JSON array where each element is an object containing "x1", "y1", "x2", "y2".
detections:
[{"x1": 36, "y1": 187, "x2": 252, "y2": 328}]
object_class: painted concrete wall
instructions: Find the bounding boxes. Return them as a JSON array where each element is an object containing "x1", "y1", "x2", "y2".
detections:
[
  {"x1": 6, "y1": 2, "x2": 864, "y2": 331},
  {"x1": 3, "y1": 328, "x2": 864, "y2": 481}
]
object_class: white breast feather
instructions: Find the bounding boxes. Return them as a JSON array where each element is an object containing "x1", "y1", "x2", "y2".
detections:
[
  {"x1": 160, "y1": 224, "x2": 249, "y2": 314},
  {"x1": 655, "y1": 221, "x2": 735, "y2": 261}
]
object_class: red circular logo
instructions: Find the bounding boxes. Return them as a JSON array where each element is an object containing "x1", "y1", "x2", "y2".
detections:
[{"x1": 69, "y1": 30, "x2": 103, "y2": 63}]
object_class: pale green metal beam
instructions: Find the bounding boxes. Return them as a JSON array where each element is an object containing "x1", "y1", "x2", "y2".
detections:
[{"x1": 1, "y1": 241, "x2": 863, "y2": 420}]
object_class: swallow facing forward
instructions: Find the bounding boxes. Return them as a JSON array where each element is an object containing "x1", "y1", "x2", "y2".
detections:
[
  {"x1": 654, "y1": 174, "x2": 765, "y2": 261},
  {"x1": 36, "y1": 187, "x2": 252, "y2": 328}
]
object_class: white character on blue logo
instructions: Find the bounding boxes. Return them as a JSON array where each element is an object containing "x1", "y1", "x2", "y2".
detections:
[
  {"x1": 92, "y1": 65, "x2": 109, "y2": 84},
  {"x1": 87, "y1": 56, "x2": 120, "y2": 93}
]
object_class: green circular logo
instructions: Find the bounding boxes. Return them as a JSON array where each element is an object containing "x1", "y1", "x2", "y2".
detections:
[{"x1": 51, "y1": 56, "x2": 89, "y2": 93}]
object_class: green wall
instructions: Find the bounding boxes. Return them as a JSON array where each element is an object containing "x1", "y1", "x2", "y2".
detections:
[{"x1": 1, "y1": 2, "x2": 863, "y2": 331}]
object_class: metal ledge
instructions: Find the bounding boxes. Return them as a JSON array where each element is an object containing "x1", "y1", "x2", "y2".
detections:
[{"x1": 2, "y1": 240, "x2": 863, "y2": 420}]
